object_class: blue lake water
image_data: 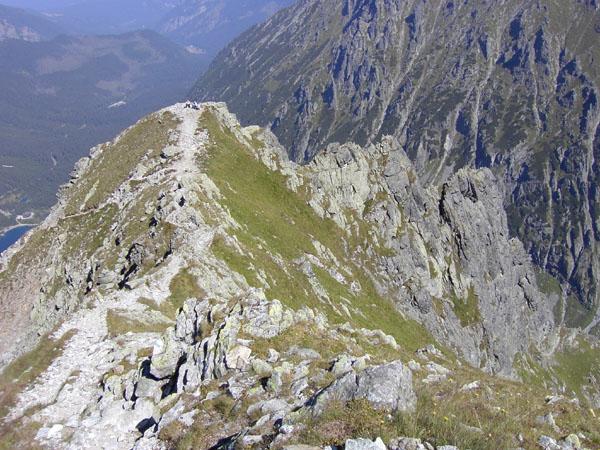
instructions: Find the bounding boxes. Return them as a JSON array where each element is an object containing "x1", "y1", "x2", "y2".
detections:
[{"x1": 0, "y1": 226, "x2": 32, "y2": 254}]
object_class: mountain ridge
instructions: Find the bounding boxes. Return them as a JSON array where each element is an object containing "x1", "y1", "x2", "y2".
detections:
[
  {"x1": 1, "y1": 0, "x2": 600, "y2": 448},
  {"x1": 0, "y1": 101, "x2": 598, "y2": 449},
  {"x1": 0, "y1": 3, "x2": 63, "y2": 41},
  {"x1": 191, "y1": 0, "x2": 600, "y2": 331},
  {"x1": 3, "y1": 0, "x2": 294, "y2": 60}
]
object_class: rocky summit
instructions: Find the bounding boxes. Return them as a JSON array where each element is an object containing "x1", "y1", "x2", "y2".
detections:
[
  {"x1": 192, "y1": 0, "x2": 600, "y2": 332},
  {"x1": 0, "y1": 102, "x2": 599, "y2": 449}
]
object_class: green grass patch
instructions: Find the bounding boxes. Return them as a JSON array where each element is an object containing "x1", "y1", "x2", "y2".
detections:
[
  {"x1": 553, "y1": 338, "x2": 600, "y2": 400},
  {"x1": 535, "y1": 270, "x2": 562, "y2": 297},
  {"x1": 210, "y1": 236, "x2": 260, "y2": 287},
  {"x1": 299, "y1": 399, "x2": 396, "y2": 446},
  {"x1": 451, "y1": 285, "x2": 481, "y2": 327},
  {"x1": 0, "y1": 221, "x2": 53, "y2": 283},
  {"x1": 513, "y1": 352, "x2": 554, "y2": 390},
  {"x1": 201, "y1": 109, "x2": 335, "y2": 260},
  {"x1": 141, "y1": 269, "x2": 206, "y2": 321},
  {"x1": 313, "y1": 266, "x2": 431, "y2": 354},
  {"x1": 166, "y1": 388, "x2": 253, "y2": 450},
  {"x1": 428, "y1": 261, "x2": 439, "y2": 279},
  {"x1": 297, "y1": 364, "x2": 600, "y2": 450},
  {"x1": 0, "y1": 330, "x2": 75, "y2": 421},
  {"x1": 106, "y1": 309, "x2": 170, "y2": 337},
  {"x1": 0, "y1": 419, "x2": 43, "y2": 450},
  {"x1": 167, "y1": 269, "x2": 206, "y2": 318},
  {"x1": 59, "y1": 204, "x2": 118, "y2": 260},
  {"x1": 247, "y1": 323, "x2": 349, "y2": 362},
  {"x1": 64, "y1": 112, "x2": 180, "y2": 215},
  {"x1": 200, "y1": 108, "x2": 433, "y2": 353},
  {"x1": 564, "y1": 296, "x2": 595, "y2": 329}
]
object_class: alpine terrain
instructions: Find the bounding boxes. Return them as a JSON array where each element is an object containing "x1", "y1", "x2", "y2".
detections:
[
  {"x1": 0, "y1": 101, "x2": 598, "y2": 449},
  {"x1": 3, "y1": 0, "x2": 294, "y2": 61},
  {"x1": 193, "y1": 0, "x2": 600, "y2": 332},
  {"x1": 0, "y1": 4, "x2": 62, "y2": 42},
  {"x1": 155, "y1": 0, "x2": 295, "y2": 57},
  {"x1": 0, "y1": 1, "x2": 600, "y2": 450}
]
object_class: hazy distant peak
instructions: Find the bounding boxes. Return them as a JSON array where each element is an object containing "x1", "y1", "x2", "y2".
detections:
[{"x1": 0, "y1": 3, "x2": 63, "y2": 41}]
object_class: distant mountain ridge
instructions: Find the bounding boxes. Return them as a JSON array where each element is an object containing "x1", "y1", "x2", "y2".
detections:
[
  {"x1": 155, "y1": 0, "x2": 295, "y2": 56},
  {"x1": 1, "y1": 0, "x2": 294, "y2": 59},
  {"x1": 0, "y1": 3, "x2": 63, "y2": 41},
  {"x1": 0, "y1": 0, "x2": 295, "y2": 235}
]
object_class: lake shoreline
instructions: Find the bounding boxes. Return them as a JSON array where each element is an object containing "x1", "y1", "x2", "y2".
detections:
[
  {"x1": 0, "y1": 224, "x2": 37, "y2": 255},
  {"x1": 0, "y1": 222, "x2": 38, "y2": 237}
]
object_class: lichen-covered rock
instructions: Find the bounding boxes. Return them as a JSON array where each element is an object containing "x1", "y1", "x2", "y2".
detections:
[
  {"x1": 150, "y1": 329, "x2": 183, "y2": 380},
  {"x1": 251, "y1": 358, "x2": 273, "y2": 377},
  {"x1": 388, "y1": 437, "x2": 434, "y2": 450},
  {"x1": 345, "y1": 438, "x2": 387, "y2": 450}
]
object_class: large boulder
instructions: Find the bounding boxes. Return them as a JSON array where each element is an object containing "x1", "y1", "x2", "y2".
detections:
[
  {"x1": 308, "y1": 360, "x2": 415, "y2": 415},
  {"x1": 149, "y1": 328, "x2": 183, "y2": 380}
]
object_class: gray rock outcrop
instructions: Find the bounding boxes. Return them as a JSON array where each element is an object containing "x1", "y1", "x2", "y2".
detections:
[{"x1": 308, "y1": 360, "x2": 416, "y2": 415}]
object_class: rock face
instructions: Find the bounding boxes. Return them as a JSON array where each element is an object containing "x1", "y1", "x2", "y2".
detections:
[
  {"x1": 345, "y1": 438, "x2": 388, "y2": 450},
  {"x1": 302, "y1": 139, "x2": 555, "y2": 375},
  {"x1": 0, "y1": 103, "x2": 554, "y2": 376},
  {"x1": 192, "y1": 0, "x2": 600, "y2": 329},
  {"x1": 0, "y1": 102, "x2": 594, "y2": 448}
]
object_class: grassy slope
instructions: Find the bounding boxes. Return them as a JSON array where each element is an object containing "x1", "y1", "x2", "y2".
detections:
[
  {"x1": 0, "y1": 110, "x2": 187, "y2": 448},
  {"x1": 0, "y1": 331, "x2": 75, "y2": 449},
  {"x1": 200, "y1": 108, "x2": 431, "y2": 355}
]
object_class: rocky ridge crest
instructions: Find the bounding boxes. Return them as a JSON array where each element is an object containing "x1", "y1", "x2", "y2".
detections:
[{"x1": 0, "y1": 103, "x2": 597, "y2": 449}]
